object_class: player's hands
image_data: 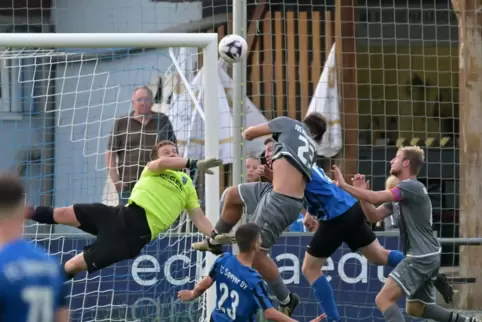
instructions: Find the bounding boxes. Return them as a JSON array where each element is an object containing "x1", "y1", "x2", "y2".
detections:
[
  {"x1": 351, "y1": 174, "x2": 370, "y2": 189},
  {"x1": 177, "y1": 290, "x2": 195, "y2": 301},
  {"x1": 256, "y1": 165, "x2": 273, "y2": 180},
  {"x1": 310, "y1": 313, "x2": 327, "y2": 321},
  {"x1": 213, "y1": 231, "x2": 236, "y2": 244},
  {"x1": 330, "y1": 165, "x2": 346, "y2": 187},
  {"x1": 303, "y1": 215, "x2": 318, "y2": 232},
  {"x1": 196, "y1": 158, "x2": 223, "y2": 174}
]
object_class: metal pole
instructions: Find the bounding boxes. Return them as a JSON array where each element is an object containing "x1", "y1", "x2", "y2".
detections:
[
  {"x1": 232, "y1": 0, "x2": 248, "y2": 255},
  {"x1": 232, "y1": 0, "x2": 247, "y2": 188}
]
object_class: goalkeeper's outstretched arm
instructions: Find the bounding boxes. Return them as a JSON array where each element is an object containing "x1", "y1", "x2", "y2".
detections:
[
  {"x1": 188, "y1": 208, "x2": 216, "y2": 237},
  {"x1": 148, "y1": 157, "x2": 222, "y2": 174},
  {"x1": 147, "y1": 157, "x2": 196, "y2": 172}
]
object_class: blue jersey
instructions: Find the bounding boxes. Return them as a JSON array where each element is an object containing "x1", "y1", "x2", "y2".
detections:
[
  {"x1": 305, "y1": 165, "x2": 357, "y2": 221},
  {"x1": 210, "y1": 253, "x2": 273, "y2": 322},
  {"x1": 0, "y1": 239, "x2": 68, "y2": 322}
]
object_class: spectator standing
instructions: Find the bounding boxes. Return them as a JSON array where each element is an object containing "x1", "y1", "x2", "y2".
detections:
[{"x1": 106, "y1": 86, "x2": 177, "y2": 205}]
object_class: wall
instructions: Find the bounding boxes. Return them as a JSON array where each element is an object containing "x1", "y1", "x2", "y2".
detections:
[{"x1": 52, "y1": 0, "x2": 202, "y2": 33}]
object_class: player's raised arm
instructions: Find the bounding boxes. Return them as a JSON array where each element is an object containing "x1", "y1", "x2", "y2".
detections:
[
  {"x1": 243, "y1": 116, "x2": 298, "y2": 141},
  {"x1": 242, "y1": 123, "x2": 271, "y2": 141},
  {"x1": 351, "y1": 174, "x2": 393, "y2": 223},
  {"x1": 147, "y1": 140, "x2": 221, "y2": 173},
  {"x1": 331, "y1": 165, "x2": 398, "y2": 205}
]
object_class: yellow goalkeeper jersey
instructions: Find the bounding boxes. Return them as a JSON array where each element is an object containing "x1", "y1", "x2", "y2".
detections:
[{"x1": 128, "y1": 166, "x2": 200, "y2": 240}]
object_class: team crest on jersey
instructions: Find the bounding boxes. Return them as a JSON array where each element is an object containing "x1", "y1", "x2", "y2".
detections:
[{"x1": 182, "y1": 176, "x2": 188, "y2": 185}]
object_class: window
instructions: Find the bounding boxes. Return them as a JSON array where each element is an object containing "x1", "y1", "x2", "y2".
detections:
[{"x1": 0, "y1": 56, "x2": 22, "y2": 119}]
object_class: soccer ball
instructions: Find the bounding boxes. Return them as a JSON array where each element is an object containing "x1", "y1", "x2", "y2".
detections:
[{"x1": 218, "y1": 34, "x2": 248, "y2": 63}]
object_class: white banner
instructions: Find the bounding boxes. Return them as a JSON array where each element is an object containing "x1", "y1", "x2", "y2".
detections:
[
  {"x1": 307, "y1": 43, "x2": 342, "y2": 157},
  {"x1": 168, "y1": 58, "x2": 268, "y2": 164}
]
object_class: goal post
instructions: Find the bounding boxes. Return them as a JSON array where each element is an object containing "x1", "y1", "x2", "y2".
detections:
[{"x1": 1, "y1": 33, "x2": 220, "y2": 321}]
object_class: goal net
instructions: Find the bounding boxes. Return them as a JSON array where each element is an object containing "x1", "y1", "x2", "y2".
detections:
[
  {"x1": 3, "y1": 0, "x2": 482, "y2": 321},
  {"x1": 9, "y1": 33, "x2": 220, "y2": 322}
]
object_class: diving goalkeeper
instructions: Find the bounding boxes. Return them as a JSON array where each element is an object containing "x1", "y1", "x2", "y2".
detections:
[{"x1": 28, "y1": 140, "x2": 227, "y2": 279}]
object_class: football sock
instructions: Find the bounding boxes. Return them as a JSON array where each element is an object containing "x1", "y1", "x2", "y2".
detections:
[
  {"x1": 30, "y1": 206, "x2": 56, "y2": 225},
  {"x1": 387, "y1": 250, "x2": 404, "y2": 267},
  {"x1": 382, "y1": 304, "x2": 405, "y2": 322},
  {"x1": 312, "y1": 275, "x2": 340, "y2": 321},
  {"x1": 422, "y1": 304, "x2": 473, "y2": 322},
  {"x1": 267, "y1": 275, "x2": 291, "y2": 305}
]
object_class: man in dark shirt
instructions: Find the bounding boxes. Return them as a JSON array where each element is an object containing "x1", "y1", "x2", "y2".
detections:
[{"x1": 106, "y1": 86, "x2": 176, "y2": 205}]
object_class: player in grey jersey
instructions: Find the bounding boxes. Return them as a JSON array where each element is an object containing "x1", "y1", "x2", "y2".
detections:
[
  {"x1": 332, "y1": 146, "x2": 479, "y2": 322},
  {"x1": 193, "y1": 113, "x2": 326, "y2": 317}
]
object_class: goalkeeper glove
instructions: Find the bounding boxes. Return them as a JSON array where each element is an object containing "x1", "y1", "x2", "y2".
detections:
[
  {"x1": 188, "y1": 158, "x2": 222, "y2": 174},
  {"x1": 212, "y1": 230, "x2": 236, "y2": 244}
]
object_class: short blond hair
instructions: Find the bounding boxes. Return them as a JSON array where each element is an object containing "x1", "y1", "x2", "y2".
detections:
[
  {"x1": 399, "y1": 145, "x2": 425, "y2": 175},
  {"x1": 385, "y1": 175, "x2": 399, "y2": 190}
]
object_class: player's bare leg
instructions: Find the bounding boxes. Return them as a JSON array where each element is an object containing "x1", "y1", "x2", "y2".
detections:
[
  {"x1": 405, "y1": 300, "x2": 480, "y2": 322},
  {"x1": 64, "y1": 252, "x2": 88, "y2": 278},
  {"x1": 376, "y1": 277, "x2": 406, "y2": 321},
  {"x1": 214, "y1": 186, "x2": 244, "y2": 233},
  {"x1": 192, "y1": 186, "x2": 242, "y2": 253},
  {"x1": 253, "y1": 250, "x2": 300, "y2": 317},
  {"x1": 302, "y1": 253, "x2": 340, "y2": 321},
  {"x1": 359, "y1": 240, "x2": 454, "y2": 303}
]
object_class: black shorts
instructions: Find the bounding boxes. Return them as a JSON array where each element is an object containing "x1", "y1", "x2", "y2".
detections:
[
  {"x1": 307, "y1": 202, "x2": 376, "y2": 258},
  {"x1": 73, "y1": 203, "x2": 151, "y2": 273}
]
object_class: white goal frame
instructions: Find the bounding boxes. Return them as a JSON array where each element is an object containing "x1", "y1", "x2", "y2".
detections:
[{"x1": 0, "y1": 33, "x2": 220, "y2": 320}]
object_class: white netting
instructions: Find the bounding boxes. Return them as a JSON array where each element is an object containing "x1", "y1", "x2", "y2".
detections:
[
  {"x1": 3, "y1": 0, "x2": 481, "y2": 321},
  {"x1": 13, "y1": 46, "x2": 218, "y2": 321}
]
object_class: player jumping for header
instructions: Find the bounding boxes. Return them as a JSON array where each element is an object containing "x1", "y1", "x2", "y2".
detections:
[
  {"x1": 331, "y1": 146, "x2": 479, "y2": 322},
  {"x1": 0, "y1": 174, "x2": 69, "y2": 322},
  {"x1": 178, "y1": 223, "x2": 327, "y2": 322},
  {"x1": 193, "y1": 113, "x2": 327, "y2": 317},
  {"x1": 27, "y1": 140, "x2": 229, "y2": 279}
]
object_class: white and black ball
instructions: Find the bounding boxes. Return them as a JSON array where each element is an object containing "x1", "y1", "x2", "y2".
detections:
[{"x1": 218, "y1": 34, "x2": 248, "y2": 63}]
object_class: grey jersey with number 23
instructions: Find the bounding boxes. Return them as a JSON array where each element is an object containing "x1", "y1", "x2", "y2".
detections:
[
  {"x1": 268, "y1": 117, "x2": 316, "y2": 181},
  {"x1": 383, "y1": 179, "x2": 440, "y2": 257}
]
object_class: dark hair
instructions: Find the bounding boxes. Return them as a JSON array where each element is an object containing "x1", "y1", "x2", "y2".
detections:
[
  {"x1": 303, "y1": 112, "x2": 327, "y2": 144},
  {"x1": 0, "y1": 174, "x2": 25, "y2": 211},
  {"x1": 151, "y1": 140, "x2": 176, "y2": 160},
  {"x1": 235, "y1": 223, "x2": 261, "y2": 253},
  {"x1": 263, "y1": 137, "x2": 274, "y2": 145}
]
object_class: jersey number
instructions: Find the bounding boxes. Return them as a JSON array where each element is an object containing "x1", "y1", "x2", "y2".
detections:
[
  {"x1": 217, "y1": 282, "x2": 240, "y2": 319},
  {"x1": 22, "y1": 287, "x2": 54, "y2": 322},
  {"x1": 297, "y1": 135, "x2": 315, "y2": 168}
]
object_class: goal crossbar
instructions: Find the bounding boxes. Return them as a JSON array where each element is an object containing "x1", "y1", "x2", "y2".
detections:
[
  {"x1": 1, "y1": 32, "x2": 220, "y2": 321},
  {"x1": 0, "y1": 32, "x2": 219, "y2": 48}
]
